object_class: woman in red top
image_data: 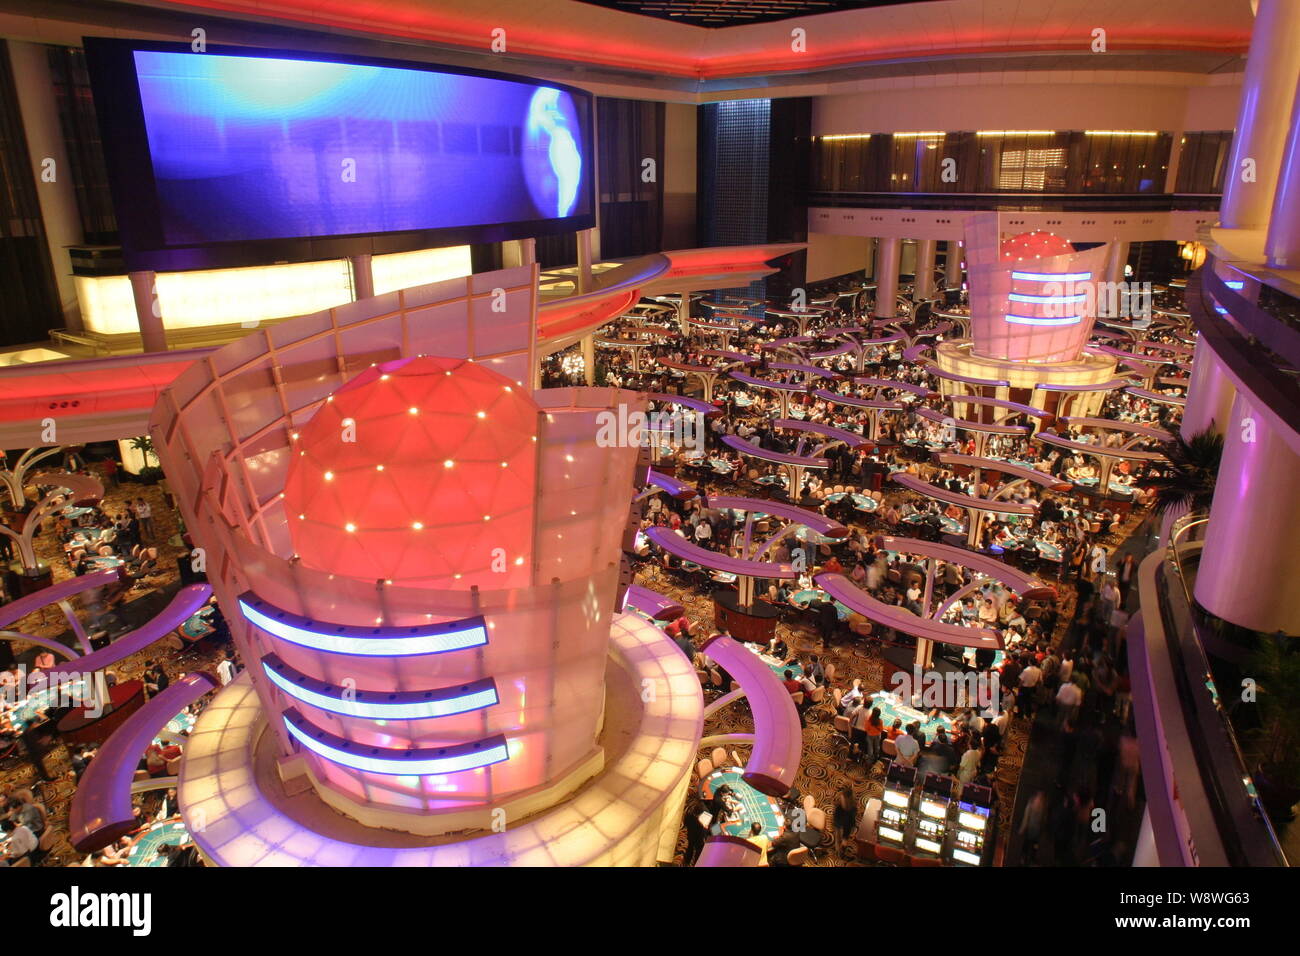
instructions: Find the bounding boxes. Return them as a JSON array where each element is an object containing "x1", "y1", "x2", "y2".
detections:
[{"x1": 863, "y1": 708, "x2": 884, "y2": 765}]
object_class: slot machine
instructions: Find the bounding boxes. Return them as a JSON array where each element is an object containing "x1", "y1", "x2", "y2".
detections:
[
  {"x1": 914, "y1": 772, "x2": 953, "y2": 858},
  {"x1": 950, "y1": 782, "x2": 993, "y2": 866},
  {"x1": 878, "y1": 761, "x2": 916, "y2": 846}
]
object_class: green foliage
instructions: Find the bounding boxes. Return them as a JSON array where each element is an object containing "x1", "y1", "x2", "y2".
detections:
[{"x1": 1146, "y1": 429, "x2": 1224, "y2": 516}]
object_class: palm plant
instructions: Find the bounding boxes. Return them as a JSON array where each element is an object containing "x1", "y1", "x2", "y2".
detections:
[
  {"x1": 1146, "y1": 428, "x2": 1224, "y2": 516},
  {"x1": 1243, "y1": 632, "x2": 1300, "y2": 815}
]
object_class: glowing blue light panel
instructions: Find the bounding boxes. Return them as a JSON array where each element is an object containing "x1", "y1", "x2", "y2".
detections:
[
  {"x1": 1008, "y1": 292, "x2": 1088, "y2": 305},
  {"x1": 130, "y1": 50, "x2": 589, "y2": 244},
  {"x1": 283, "y1": 709, "x2": 510, "y2": 775},
  {"x1": 239, "y1": 594, "x2": 488, "y2": 657},
  {"x1": 261, "y1": 655, "x2": 498, "y2": 719},
  {"x1": 1005, "y1": 314, "x2": 1085, "y2": 326},
  {"x1": 1011, "y1": 271, "x2": 1092, "y2": 282}
]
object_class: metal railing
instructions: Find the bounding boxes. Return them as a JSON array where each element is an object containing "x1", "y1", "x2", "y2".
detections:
[{"x1": 1156, "y1": 512, "x2": 1289, "y2": 865}]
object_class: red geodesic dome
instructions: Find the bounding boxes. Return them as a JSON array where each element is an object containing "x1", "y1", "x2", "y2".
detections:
[
  {"x1": 282, "y1": 356, "x2": 539, "y2": 588},
  {"x1": 999, "y1": 231, "x2": 1076, "y2": 262}
]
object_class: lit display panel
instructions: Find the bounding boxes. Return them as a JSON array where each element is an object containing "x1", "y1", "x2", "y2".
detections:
[{"x1": 85, "y1": 39, "x2": 594, "y2": 270}]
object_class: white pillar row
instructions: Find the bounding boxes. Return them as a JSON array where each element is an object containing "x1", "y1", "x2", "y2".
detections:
[
  {"x1": 127, "y1": 270, "x2": 168, "y2": 353},
  {"x1": 1181, "y1": 338, "x2": 1236, "y2": 439},
  {"x1": 914, "y1": 239, "x2": 937, "y2": 300},
  {"x1": 945, "y1": 239, "x2": 963, "y2": 290},
  {"x1": 7, "y1": 40, "x2": 84, "y2": 332},
  {"x1": 1194, "y1": 390, "x2": 1300, "y2": 635},
  {"x1": 873, "y1": 237, "x2": 901, "y2": 319},
  {"x1": 1219, "y1": 0, "x2": 1300, "y2": 230},
  {"x1": 1264, "y1": 76, "x2": 1300, "y2": 268}
]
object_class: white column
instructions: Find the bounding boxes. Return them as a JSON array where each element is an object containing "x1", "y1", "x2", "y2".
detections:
[
  {"x1": 874, "y1": 237, "x2": 901, "y2": 319},
  {"x1": 7, "y1": 40, "x2": 84, "y2": 331},
  {"x1": 1219, "y1": 0, "x2": 1300, "y2": 230},
  {"x1": 864, "y1": 236, "x2": 878, "y2": 280},
  {"x1": 127, "y1": 270, "x2": 168, "y2": 353},
  {"x1": 1195, "y1": 391, "x2": 1300, "y2": 634},
  {"x1": 945, "y1": 239, "x2": 963, "y2": 290},
  {"x1": 581, "y1": 334, "x2": 596, "y2": 386},
  {"x1": 576, "y1": 228, "x2": 594, "y2": 295},
  {"x1": 1264, "y1": 76, "x2": 1300, "y2": 268},
  {"x1": 1182, "y1": 337, "x2": 1236, "y2": 439},
  {"x1": 915, "y1": 239, "x2": 937, "y2": 300}
]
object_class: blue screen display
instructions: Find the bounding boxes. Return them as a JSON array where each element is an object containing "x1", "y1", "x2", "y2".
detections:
[{"x1": 130, "y1": 51, "x2": 589, "y2": 245}]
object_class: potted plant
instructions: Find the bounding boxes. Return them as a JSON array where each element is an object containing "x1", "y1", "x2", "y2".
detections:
[{"x1": 1244, "y1": 632, "x2": 1300, "y2": 820}]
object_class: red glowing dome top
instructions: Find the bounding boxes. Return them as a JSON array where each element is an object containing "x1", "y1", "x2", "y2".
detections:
[
  {"x1": 999, "y1": 231, "x2": 1076, "y2": 262},
  {"x1": 282, "y1": 356, "x2": 539, "y2": 588}
]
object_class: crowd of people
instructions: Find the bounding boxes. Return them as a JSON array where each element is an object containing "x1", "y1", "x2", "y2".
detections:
[{"x1": 593, "y1": 276, "x2": 1185, "y2": 866}]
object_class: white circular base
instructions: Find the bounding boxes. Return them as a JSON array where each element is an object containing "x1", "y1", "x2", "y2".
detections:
[{"x1": 178, "y1": 613, "x2": 703, "y2": 866}]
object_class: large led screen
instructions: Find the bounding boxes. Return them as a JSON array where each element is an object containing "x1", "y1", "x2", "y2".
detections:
[{"x1": 85, "y1": 40, "x2": 594, "y2": 270}]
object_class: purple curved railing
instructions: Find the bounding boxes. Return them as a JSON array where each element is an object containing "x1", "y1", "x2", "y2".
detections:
[
  {"x1": 44, "y1": 584, "x2": 214, "y2": 683},
  {"x1": 1057, "y1": 417, "x2": 1173, "y2": 441},
  {"x1": 852, "y1": 377, "x2": 933, "y2": 397},
  {"x1": 822, "y1": 328, "x2": 905, "y2": 344},
  {"x1": 872, "y1": 534, "x2": 1054, "y2": 597},
  {"x1": 698, "y1": 634, "x2": 801, "y2": 797},
  {"x1": 767, "y1": 361, "x2": 841, "y2": 380},
  {"x1": 760, "y1": 336, "x2": 815, "y2": 350},
  {"x1": 1033, "y1": 378, "x2": 1131, "y2": 393},
  {"x1": 720, "y1": 435, "x2": 830, "y2": 468},
  {"x1": 622, "y1": 584, "x2": 684, "y2": 622},
  {"x1": 811, "y1": 388, "x2": 902, "y2": 411},
  {"x1": 902, "y1": 343, "x2": 933, "y2": 363},
  {"x1": 643, "y1": 526, "x2": 797, "y2": 579},
  {"x1": 946, "y1": 394, "x2": 1052, "y2": 421},
  {"x1": 770, "y1": 418, "x2": 871, "y2": 449},
  {"x1": 889, "y1": 472, "x2": 1037, "y2": 515},
  {"x1": 809, "y1": 340, "x2": 856, "y2": 359},
  {"x1": 701, "y1": 494, "x2": 847, "y2": 537},
  {"x1": 656, "y1": 358, "x2": 719, "y2": 375},
  {"x1": 698, "y1": 349, "x2": 757, "y2": 364},
  {"x1": 815, "y1": 573, "x2": 1004, "y2": 651},
  {"x1": 936, "y1": 454, "x2": 1072, "y2": 491},
  {"x1": 1125, "y1": 386, "x2": 1187, "y2": 406},
  {"x1": 729, "y1": 370, "x2": 810, "y2": 393},
  {"x1": 0, "y1": 568, "x2": 121, "y2": 630},
  {"x1": 68, "y1": 671, "x2": 218, "y2": 853},
  {"x1": 645, "y1": 470, "x2": 699, "y2": 499},
  {"x1": 925, "y1": 364, "x2": 1010, "y2": 388},
  {"x1": 1033, "y1": 430, "x2": 1166, "y2": 461},
  {"x1": 915, "y1": 405, "x2": 1028, "y2": 436},
  {"x1": 642, "y1": 392, "x2": 722, "y2": 416}
]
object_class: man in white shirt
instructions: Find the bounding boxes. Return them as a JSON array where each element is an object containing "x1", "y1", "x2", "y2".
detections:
[
  {"x1": 2, "y1": 821, "x2": 37, "y2": 864},
  {"x1": 694, "y1": 520, "x2": 711, "y2": 547},
  {"x1": 217, "y1": 654, "x2": 237, "y2": 686},
  {"x1": 893, "y1": 726, "x2": 920, "y2": 766},
  {"x1": 1056, "y1": 679, "x2": 1083, "y2": 729},
  {"x1": 1017, "y1": 660, "x2": 1043, "y2": 717}
]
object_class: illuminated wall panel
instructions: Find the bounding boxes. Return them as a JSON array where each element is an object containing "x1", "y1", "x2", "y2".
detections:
[{"x1": 371, "y1": 247, "x2": 472, "y2": 296}]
